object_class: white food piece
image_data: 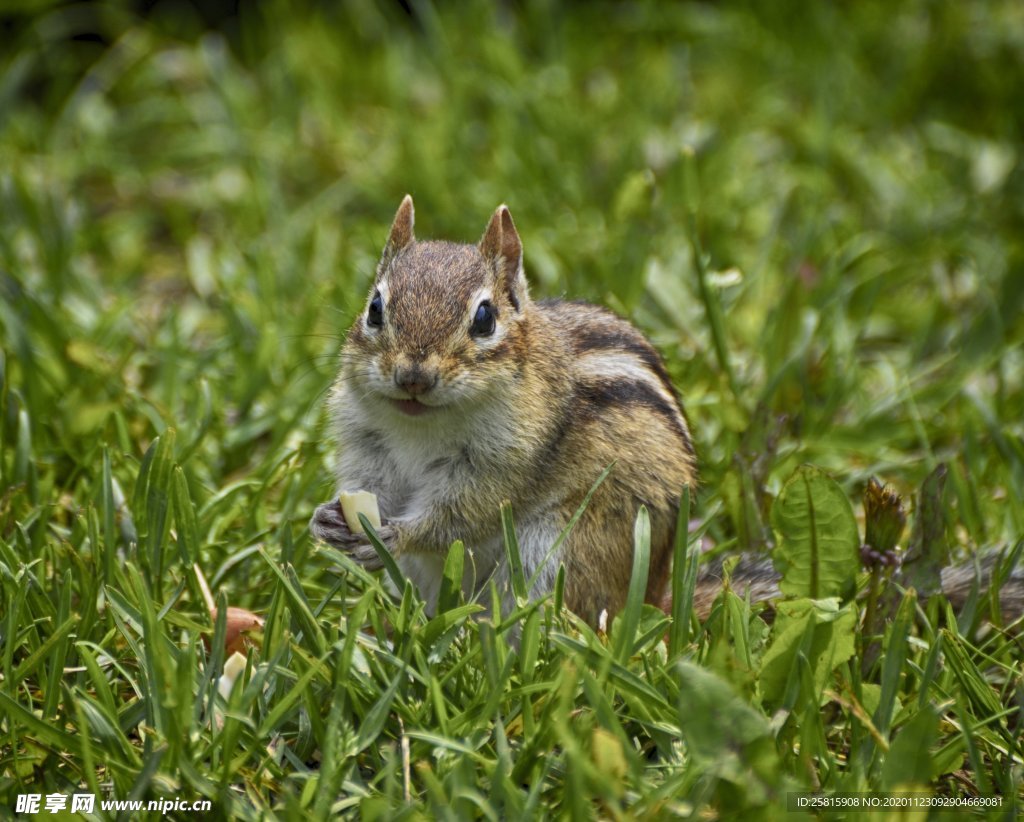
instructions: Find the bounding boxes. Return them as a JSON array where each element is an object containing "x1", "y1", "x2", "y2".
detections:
[
  {"x1": 218, "y1": 651, "x2": 248, "y2": 700},
  {"x1": 339, "y1": 490, "x2": 382, "y2": 535}
]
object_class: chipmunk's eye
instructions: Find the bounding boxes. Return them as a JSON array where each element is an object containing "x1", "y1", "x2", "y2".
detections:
[
  {"x1": 470, "y1": 301, "x2": 496, "y2": 337},
  {"x1": 367, "y1": 291, "x2": 383, "y2": 328}
]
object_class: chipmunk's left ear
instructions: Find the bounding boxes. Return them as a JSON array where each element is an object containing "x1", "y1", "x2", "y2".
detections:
[{"x1": 479, "y1": 205, "x2": 528, "y2": 310}]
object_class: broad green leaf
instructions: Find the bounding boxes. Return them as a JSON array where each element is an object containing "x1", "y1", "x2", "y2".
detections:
[
  {"x1": 758, "y1": 597, "x2": 857, "y2": 711},
  {"x1": 676, "y1": 661, "x2": 779, "y2": 787},
  {"x1": 771, "y1": 464, "x2": 860, "y2": 600}
]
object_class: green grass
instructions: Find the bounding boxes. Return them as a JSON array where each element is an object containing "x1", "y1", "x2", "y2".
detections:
[{"x1": 2, "y1": 0, "x2": 1023, "y2": 817}]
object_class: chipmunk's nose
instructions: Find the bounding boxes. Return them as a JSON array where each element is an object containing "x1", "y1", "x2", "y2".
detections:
[{"x1": 393, "y1": 363, "x2": 438, "y2": 397}]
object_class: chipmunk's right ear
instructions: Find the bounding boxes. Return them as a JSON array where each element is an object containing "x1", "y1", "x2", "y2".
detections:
[{"x1": 381, "y1": 194, "x2": 415, "y2": 266}]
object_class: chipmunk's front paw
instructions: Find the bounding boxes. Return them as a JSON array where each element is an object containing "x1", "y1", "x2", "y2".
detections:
[
  {"x1": 309, "y1": 500, "x2": 393, "y2": 571},
  {"x1": 310, "y1": 500, "x2": 361, "y2": 547}
]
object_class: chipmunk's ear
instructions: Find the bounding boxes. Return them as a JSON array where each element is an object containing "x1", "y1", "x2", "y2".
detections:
[
  {"x1": 381, "y1": 195, "x2": 415, "y2": 265},
  {"x1": 479, "y1": 204, "x2": 527, "y2": 310}
]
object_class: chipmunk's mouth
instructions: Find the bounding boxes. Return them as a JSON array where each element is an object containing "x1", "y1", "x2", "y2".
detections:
[{"x1": 392, "y1": 398, "x2": 432, "y2": 417}]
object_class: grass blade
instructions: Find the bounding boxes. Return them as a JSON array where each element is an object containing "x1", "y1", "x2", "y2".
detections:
[
  {"x1": 501, "y1": 501, "x2": 527, "y2": 603},
  {"x1": 359, "y1": 513, "x2": 406, "y2": 594},
  {"x1": 438, "y1": 540, "x2": 465, "y2": 612},
  {"x1": 614, "y1": 505, "x2": 651, "y2": 663},
  {"x1": 668, "y1": 484, "x2": 695, "y2": 658}
]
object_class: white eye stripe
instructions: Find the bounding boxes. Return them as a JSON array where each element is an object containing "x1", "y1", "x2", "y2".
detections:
[
  {"x1": 466, "y1": 287, "x2": 493, "y2": 319},
  {"x1": 577, "y1": 350, "x2": 678, "y2": 408},
  {"x1": 472, "y1": 324, "x2": 507, "y2": 349}
]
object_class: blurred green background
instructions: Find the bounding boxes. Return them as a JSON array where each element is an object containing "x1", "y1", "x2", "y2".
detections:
[
  {"x1": 2, "y1": 0, "x2": 1023, "y2": 582},
  {"x1": 2, "y1": 1, "x2": 1024, "y2": 813}
]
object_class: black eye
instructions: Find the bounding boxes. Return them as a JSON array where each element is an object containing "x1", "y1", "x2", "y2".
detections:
[
  {"x1": 470, "y1": 301, "x2": 496, "y2": 337},
  {"x1": 367, "y1": 291, "x2": 383, "y2": 328}
]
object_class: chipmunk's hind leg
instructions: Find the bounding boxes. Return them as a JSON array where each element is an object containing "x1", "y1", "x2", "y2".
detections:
[{"x1": 560, "y1": 494, "x2": 677, "y2": 628}]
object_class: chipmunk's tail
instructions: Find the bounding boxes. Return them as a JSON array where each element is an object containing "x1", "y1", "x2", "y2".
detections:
[{"x1": 684, "y1": 551, "x2": 1024, "y2": 626}]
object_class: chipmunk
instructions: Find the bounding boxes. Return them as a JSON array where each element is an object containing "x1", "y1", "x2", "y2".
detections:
[{"x1": 310, "y1": 196, "x2": 697, "y2": 625}]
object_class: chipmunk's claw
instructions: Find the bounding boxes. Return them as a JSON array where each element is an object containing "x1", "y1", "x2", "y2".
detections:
[{"x1": 309, "y1": 500, "x2": 388, "y2": 571}]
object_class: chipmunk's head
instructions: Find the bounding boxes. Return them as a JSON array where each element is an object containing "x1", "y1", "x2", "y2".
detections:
[{"x1": 343, "y1": 195, "x2": 532, "y2": 420}]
